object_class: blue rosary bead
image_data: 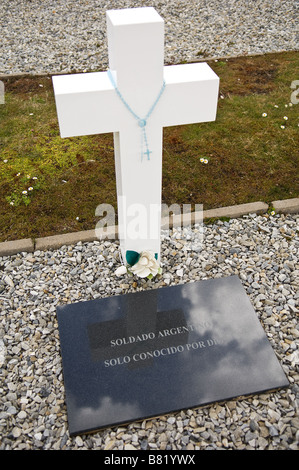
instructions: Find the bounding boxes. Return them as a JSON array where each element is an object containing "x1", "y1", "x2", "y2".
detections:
[{"x1": 138, "y1": 119, "x2": 147, "y2": 128}]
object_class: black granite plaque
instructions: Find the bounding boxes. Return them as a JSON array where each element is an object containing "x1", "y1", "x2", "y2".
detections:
[{"x1": 56, "y1": 275, "x2": 289, "y2": 435}]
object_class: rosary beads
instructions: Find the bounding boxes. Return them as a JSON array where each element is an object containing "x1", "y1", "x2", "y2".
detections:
[{"x1": 107, "y1": 70, "x2": 166, "y2": 161}]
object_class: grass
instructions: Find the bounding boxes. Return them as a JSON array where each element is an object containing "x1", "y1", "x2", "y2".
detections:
[{"x1": 0, "y1": 51, "x2": 298, "y2": 242}]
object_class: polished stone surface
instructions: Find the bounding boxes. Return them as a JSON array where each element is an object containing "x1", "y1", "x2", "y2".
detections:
[{"x1": 57, "y1": 275, "x2": 289, "y2": 435}]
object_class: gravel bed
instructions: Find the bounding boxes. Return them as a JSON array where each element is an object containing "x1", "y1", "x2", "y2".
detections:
[
  {"x1": 0, "y1": 0, "x2": 298, "y2": 75},
  {"x1": 0, "y1": 212, "x2": 298, "y2": 450}
]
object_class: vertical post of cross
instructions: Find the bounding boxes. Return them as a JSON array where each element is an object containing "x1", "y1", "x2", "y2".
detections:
[{"x1": 106, "y1": 8, "x2": 165, "y2": 262}]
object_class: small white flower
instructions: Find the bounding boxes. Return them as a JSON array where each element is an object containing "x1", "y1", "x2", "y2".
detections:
[
  {"x1": 27, "y1": 175, "x2": 31, "y2": 179},
  {"x1": 283, "y1": 116, "x2": 288, "y2": 120},
  {"x1": 28, "y1": 187, "x2": 33, "y2": 191},
  {"x1": 130, "y1": 251, "x2": 160, "y2": 279},
  {"x1": 29, "y1": 113, "x2": 34, "y2": 116},
  {"x1": 285, "y1": 104, "x2": 288, "y2": 108},
  {"x1": 3, "y1": 159, "x2": 8, "y2": 163},
  {"x1": 200, "y1": 158, "x2": 204, "y2": 163},
  {"x1": 288, "y1": 103, "x2": 293, "y2": 107},
  {"x1": 32, "y1": 176, "x2": 38, "y2": 180},
  {"x1": 271, "y1": 210, "x2": 275, "y2": 216},
  {"x1": 115, "y1": 265, "x2": 128, "y2": 276},
  {"x1": 280, "y1": 125, "x2": 285, "y2": 129},
  {"x1": 262, "y1": 113, "x2": 267, "y2": 117},
  {"x1": 204, "y1": 159, "x2": 208, "y2": 164},
  {"x1": 16, "y1": 173, "x2": 21, "y2": 177},
  {"x1": 10, "y1": 201, "x2": 14, "y2": 206},
  {"x1": 274, "y1": 105, "x2": 279, "y2": 108},
  {"x1": 22, "y1": 190, "x2": 28, "y2": 195},
  {"x1": 76, "y1": 217, "x2": 79, "y2": 221}
]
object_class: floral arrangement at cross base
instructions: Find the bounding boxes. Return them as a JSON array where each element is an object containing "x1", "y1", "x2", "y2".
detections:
[{"x1": 115, "y1": 250, "x2": 162, "y2": 280}]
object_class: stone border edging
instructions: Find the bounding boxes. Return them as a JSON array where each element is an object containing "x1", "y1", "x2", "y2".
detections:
[{"x1": 0, "y1": 198, "x2": 298, "y2": 257}]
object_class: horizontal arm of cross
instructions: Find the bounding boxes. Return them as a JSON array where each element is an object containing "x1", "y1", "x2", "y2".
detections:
[
  {"x1": 159, "y1": 62, "x2": 219, "y2": 127},
  {"x1": 52, "y1": 71, "x2": 124, "y2": 138},
  {"x1": 52, "y1": 62, "x2": 219, "y2": 139}
]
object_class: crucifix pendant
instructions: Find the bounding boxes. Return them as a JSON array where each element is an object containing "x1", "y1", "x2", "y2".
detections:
[{"x1": 140, "y1": 122, "x2": 152, "y2": 161}]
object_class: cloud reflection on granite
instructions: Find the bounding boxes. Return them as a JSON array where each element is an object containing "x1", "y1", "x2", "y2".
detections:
[{"x1": 68, "y1": 396, "x2": 143, "y2": 435}]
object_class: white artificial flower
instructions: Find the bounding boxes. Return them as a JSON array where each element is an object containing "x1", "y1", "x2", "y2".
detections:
[
  {"x1": 115, "y1": 265, "x2": 128, "y2": 276},
  {"x1": 130, "y1": 251, "x2": 160, "y2": 278}
]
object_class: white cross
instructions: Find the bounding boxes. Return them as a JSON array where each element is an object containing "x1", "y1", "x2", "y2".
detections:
[{"x1": 52, "y1": 7, "x2": 219, "y2": 264}]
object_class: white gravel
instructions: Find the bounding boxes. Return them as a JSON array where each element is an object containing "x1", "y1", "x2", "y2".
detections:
[
  {"x1": 0, "y1": 0, "x2": 298, "y2": 75},
  {"x1": 0, "y1": 213, "x2": 298, "y2": 450}
]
